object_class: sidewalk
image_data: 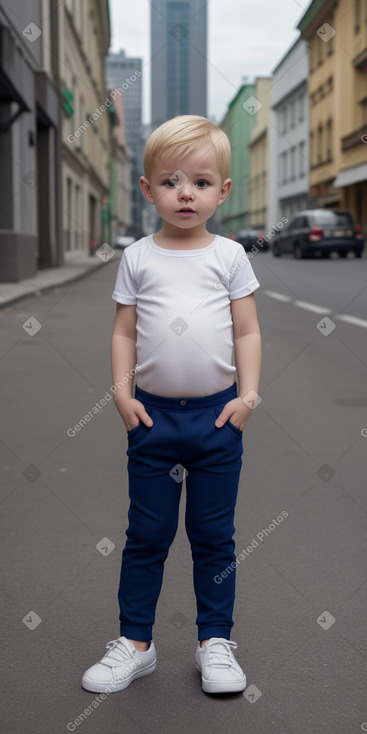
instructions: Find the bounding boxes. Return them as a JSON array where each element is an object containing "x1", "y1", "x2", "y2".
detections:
[{"x1": 0, "y1": 251, "x2": 120, "y2": 309}]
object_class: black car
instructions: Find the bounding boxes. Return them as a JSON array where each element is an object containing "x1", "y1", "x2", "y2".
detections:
[
  {"x1": 272, "y1": 209, "x2": 364, "y2": 259},
  {"x1": 236, "y1": 228, "x2": 268, "y2": 252}
]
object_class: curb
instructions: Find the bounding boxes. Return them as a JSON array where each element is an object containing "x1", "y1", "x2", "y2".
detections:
[{"x1": 0, "y1": 254, "x2": 119, "y2": 310}]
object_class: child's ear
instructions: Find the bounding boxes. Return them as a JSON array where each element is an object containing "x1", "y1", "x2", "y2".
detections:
[
  {"x1": 217, "y1": 178, "x2": 232, "y2": 206},
  {"x1": 140, "y1": 176, "x2": 155, "y2": 203}
]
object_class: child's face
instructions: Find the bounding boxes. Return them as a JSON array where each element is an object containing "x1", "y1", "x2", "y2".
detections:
[{"x1": 140, "y1": 145, "x2": 231, "y2": 233}]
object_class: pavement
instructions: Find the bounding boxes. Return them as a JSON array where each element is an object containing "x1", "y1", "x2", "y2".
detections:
[
  {"x1": 1, "y1": 249, "x2": 367, "y2": 734},
  {"x1": 0, "y1": 251, "x2": 113, "y2": 309}
]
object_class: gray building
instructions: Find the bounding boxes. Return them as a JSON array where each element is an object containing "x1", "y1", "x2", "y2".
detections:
[
  {"x1": 105, "y1": 49, "x2": 144, "y2": 238},
  {"x1": 0, "y1": 0, "x2": 62, "y2": 282},
  {"x1": 151, "y1": 0, "x2": 207, "y2": 127},
  {"x1": 268, "y1": 37, "x2": 311, "y2": 226}
]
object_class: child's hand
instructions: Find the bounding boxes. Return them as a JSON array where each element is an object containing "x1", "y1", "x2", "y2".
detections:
[
  {"x1": 214, "y1": 397, "x2": 252, "y2": 432},
  {"x1": 117, "y1": 398, "x2": 154, "y2": 432}
]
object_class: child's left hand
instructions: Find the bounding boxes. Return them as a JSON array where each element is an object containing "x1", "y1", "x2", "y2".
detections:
[{"x1": 214, "y1": 397, "x2": 252, "y2": 432}]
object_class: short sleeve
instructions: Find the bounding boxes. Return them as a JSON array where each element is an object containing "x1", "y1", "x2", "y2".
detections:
[
  {"x1": 228, "y1": 248, "x2": 260, "y2": 300},
  {"x1": 112, "y1": 250, "x2": 137, "y2": 304}
]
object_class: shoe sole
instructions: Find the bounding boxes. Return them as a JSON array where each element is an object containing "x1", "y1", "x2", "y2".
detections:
[
  {"x1": 195, "y1": 662, "x2": 246, "y2": 694},
  {"x1": 82, "y1": 660, "x2": 156, "y2": 693}
]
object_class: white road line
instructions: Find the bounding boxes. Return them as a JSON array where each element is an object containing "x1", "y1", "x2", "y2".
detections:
[
  {"x1": 294, "y1": 300, "x2": 333, "y2": 314},
  {"x1": 336, "y1": 314, "x2": 367, "y2": 329},
  {"x1": 263, "y1": 290, "x2": 292, "y2": 302},
  {"x1": 261, "y1": 290, "x2": 367, "y2": 328}
]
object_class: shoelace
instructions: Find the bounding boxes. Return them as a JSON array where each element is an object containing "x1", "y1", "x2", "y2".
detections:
[
  {"x1": 204, "y1": 639, "x2": 237, "y2": 668},
  {"x1": 102, "y1": 638, "x2": 135, "y2": 668}
]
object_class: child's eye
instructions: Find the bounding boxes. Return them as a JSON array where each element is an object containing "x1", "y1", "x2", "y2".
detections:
[
  {"x1": 196, "y1": 180, "x2": 209, "y2": 188},
  {"x1": 163, "y1": 179, "x2": 177, "y2": 188}
]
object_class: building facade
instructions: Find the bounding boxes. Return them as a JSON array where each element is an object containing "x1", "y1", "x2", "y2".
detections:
[
  {"x1": 0, "y1": 0, "x2": 62, "y2": 281},
  {"x1": 109, "y1": 92, "x2": 133, "y2": 244},
  {"x1": 105, "y1": 49, "x2": 144, "y2": 238},
  {"x1": 218, "y1": 84, "x2": 256, "y2": 237},
  {"x1": 248, "y1": 77, "x2": 272, "y2": 231},
  {"x1": 151, "y1": 0, "x2": 207, "y2": 127},
  {"x1": 60, "y1": 0, "x2": 111, "y2": 256},
  {"x1": 268, "y1": 38, "x2": 310, "y2": 226},
  {"x1": 298, "y1": 0, "x2": 367, "y2": 234}
]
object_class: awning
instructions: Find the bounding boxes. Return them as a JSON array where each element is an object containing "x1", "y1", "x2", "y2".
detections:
[{"x1": 333, "y1": 162, "x2": 367, "y2": 188}]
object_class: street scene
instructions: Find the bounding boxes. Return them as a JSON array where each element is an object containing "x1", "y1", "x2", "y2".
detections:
[
  {"x1": 1, "y1": 0, "x2": 367, "y2": 732},
  {"x1": 1, "y1": 251, "x2": 367, "y2": 733}
]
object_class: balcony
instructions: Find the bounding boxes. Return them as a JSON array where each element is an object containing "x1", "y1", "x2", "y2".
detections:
[
  {"x1": 341, "y1": 125, "x2": 367, "y2": 151},
  {"x1": 353, "y1": 46, "x2": 367, "y2": 70}
]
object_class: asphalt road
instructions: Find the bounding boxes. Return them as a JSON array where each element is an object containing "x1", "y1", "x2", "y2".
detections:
[{"x1": 1, "y1": 248, "x2": 367, "y2": 734}]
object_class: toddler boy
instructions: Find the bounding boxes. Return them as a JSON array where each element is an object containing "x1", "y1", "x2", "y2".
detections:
[{"x1": 82, "y1": 115, "x2": 261, "y2": 695}]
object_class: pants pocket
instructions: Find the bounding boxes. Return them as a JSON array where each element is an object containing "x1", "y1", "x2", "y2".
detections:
[
  {"x1": 127, "y1": 404, "x2": 153, "y2": 439},
  {"x1": 213, "y1": 404, "x2": 243, "y2": 438}
]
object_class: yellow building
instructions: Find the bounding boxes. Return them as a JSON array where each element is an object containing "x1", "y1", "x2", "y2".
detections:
[
  {"x1": 249, "y1": 77, "x2": 273, "y2": 230},
  {"x1": 60, "y1": 0, "x2": 111, "y2": 256},
  {"x1": 298, "y1": 0, "x2": 367, "y2": 231}
]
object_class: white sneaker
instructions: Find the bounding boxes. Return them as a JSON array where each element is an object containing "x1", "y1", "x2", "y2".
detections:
[
  {"x1": 82, "y1": 636, "x2": 156, "y2": 693},
  {"x1": 195, "y1": 638, "x2": 247, "y2": 693}
]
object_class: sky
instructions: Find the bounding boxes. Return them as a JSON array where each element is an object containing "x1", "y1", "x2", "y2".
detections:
[{"x1": 109, "y1": 0, "x2": 309, "y2": 124}]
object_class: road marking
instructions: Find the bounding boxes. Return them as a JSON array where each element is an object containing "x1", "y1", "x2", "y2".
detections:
[
  {"x1": 261, "y1": 291, "x2": 367, "y2": 328},
  {"x1": 336, "y1": 314, "x2": 367, "y2": 329},
  {"x1": 263, "y1": 290, "x2": 291, "y2": 302},
  {"x1": 294, "y1": 300, "x2": 333, "y2": 314}
]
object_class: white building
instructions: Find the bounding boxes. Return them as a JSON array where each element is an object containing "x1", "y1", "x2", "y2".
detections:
[
  {"x1": 268, "y1": 38, "x2": 311, "y2": 226},
  {"x1": 60, "y1": 0, "x2": 111, "y2": 256}
]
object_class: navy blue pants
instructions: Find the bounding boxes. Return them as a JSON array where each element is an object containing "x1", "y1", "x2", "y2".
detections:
[{"x1": 118, "y1": 382, "x2": 243, "y2": 642}]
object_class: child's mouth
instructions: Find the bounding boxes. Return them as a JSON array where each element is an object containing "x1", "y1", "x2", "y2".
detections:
[{"x1": 177, "y1": 208, "x2": 195, "y2": 215}]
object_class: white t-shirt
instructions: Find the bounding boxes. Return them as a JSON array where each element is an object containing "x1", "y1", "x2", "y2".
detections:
[{"x1": 112, "y1": 234, "x2": 260, "y2": 397}]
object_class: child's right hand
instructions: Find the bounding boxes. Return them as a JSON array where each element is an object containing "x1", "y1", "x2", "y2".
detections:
[{"x1": 116, "y1": 398, "x2": 154, "y2": 432}]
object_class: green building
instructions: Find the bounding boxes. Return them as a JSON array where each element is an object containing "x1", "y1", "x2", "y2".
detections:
[{"x1": 218, "y1": 84, "x2": 256, "y2": 237}]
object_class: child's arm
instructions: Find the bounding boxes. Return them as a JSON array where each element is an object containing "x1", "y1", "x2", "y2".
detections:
[
  {"x1": 215, "y1": 294, "x2": 262, "y2": 431},
  {"x1": 111, "y1": 304, "x2": 153, "y2": 431}
]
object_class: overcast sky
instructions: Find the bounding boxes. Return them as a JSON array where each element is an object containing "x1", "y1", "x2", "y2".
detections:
[{"x1": 109, "y1": 0, "x2": 308, "y2": 124}]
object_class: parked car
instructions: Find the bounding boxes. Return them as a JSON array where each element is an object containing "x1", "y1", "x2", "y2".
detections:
[
  {"x1": 236, "y1": 229, "x2": 268, "y2": 252},
  {"x1": 272, "y1": 209, "x2": 364, "y2": 258},
  {"x1": 115, "y1": 235, "x2": 135, "y2": 250}
]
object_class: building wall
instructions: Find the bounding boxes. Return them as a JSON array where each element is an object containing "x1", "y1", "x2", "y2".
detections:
[
  {"x1": 110, "y1": 91, "x2": 133, "y2": 239},
  {"x1": 298, "y1": 0, "x2": 367, "y2": 229},
  {"x1": 249, "y1": 77, "x2": 272, "y2": 230},
  {"x1": 218, "y1": 84, "x2": 256, "y2": 236},
  {"x1": 151, "y1": 0, "x2": 207, "y2": 126},
  {"x1": 0, "y1": 0, "x2": 62, "y2": 281},
  {"x1": 268, "y1": 38, "x2": 310, "y2": 225},
  {"x1": 60, "y1": 0, "x2": 110, "y2": 256},
  {"x1": 106, "y1": 50, "x2": 144, "y2": 238}
]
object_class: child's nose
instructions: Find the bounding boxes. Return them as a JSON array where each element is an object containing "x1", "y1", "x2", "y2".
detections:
[{"x1": 178, "y1": 182, "x2": 194, "y2": 198}]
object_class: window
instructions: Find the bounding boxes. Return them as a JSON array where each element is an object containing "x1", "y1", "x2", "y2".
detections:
[
  {"x1": 282, "y1": 107, "x2": 287, "y2": 134},
  {"x1": 290, "y1": 100, "x2": 295, "y2": 128},
  {"x1": 326, "y1": 119, "x2": 332, "y2": 160},
  {"x1": 355, "y1": 0, "x2": 361, "y2": 32},
  {"x1": 79, "y1": 95, "x2": 84, "y2": 152},
  {"x1": 278, "y1": 154, "x2": 283, "y2": 183},
  {"x1": 317, "y1": 36, "x2": 323, "y2": 66},
  {"x1": 327, "y1": 14, "x2": 335, "y2": 55},
  {"x1": 312, "y1": 211, "x2": 354, "y2": 227},
  {"x1": 298, "y1": 141, "x2": 306, "y2": 177},
  {"x1": 290, "y1": 147, "x2": 296, "y2": 180},
  {"x1": 317, "y1": 125, "x2": 323, "y2": 163},
  {"x1": 75, "y1": 185, "x2": 80, "y2": 248},
  {"x1": 66, "y1": 177, "x2": 72, "y2": 252},
  {"x1": 310, "y1": 131, "x2": 314, "y2": 167},
  {"x1": 310, "y1": 38, "x2": 315, "y2": 73},
  {"x1": 283, "y1": 151, "x2": 288, "y2": 183},
  {"x1": 298, "y1": 93, "x2": 305, "y2": 122}
]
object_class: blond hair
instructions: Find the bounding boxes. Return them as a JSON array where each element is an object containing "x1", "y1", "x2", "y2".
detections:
[{"x1": 143, "y1": 115, "x2": 231, "y2": 182}]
